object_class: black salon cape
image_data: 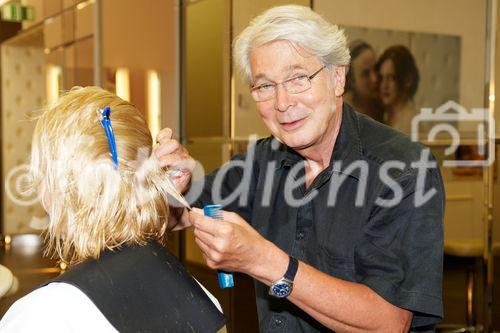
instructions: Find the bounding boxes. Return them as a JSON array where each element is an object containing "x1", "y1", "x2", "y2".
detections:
[{"x1": 45, "y1": 241, "x2": 226, "y2": 333}]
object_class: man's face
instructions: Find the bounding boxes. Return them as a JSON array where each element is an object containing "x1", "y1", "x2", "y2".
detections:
[
  {"x1": 351, "y1": 48, "x2": 378, "y2": 100},
  {"x1": 249, "y1": 40, "x2": 345, "y2": 153}
]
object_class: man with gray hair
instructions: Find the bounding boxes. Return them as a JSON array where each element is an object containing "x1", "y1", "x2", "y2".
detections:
[{"x1": 156, "y1": 5, "x2": 444, "y2": 332}]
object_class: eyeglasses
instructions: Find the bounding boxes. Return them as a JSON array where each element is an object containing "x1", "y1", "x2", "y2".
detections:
[{"x1": 250, "y1": 65, "x2": 326, "y2": 102}]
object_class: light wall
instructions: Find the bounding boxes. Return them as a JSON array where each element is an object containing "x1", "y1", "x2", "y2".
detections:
[
  {"x1": 184, "y1": 0, "x2": 227, "y2": 138},
  {"x1": 1, "y1": 41, "x2": 47, "y2": 234}
]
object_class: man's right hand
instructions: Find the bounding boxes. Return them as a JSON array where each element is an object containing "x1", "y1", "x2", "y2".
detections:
[{"x1": 154, "y1": 128, "x2": 195, "y2": 194}]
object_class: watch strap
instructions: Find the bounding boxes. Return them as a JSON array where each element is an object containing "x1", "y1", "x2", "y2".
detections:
[{"x1": 283, "y1": 256, "x2": 298, "y2": 282}]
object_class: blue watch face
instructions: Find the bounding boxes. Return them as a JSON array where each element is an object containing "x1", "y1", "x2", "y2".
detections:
[{"x1": 272, "y1": 282, "x2": 292, "y2": 297}]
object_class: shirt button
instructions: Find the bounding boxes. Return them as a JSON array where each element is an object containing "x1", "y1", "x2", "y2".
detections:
[
  {"x1": 270, "y1": 315, "x2": 286, "y2": 330},
  {"x1": 297, "y1": 232, "x2": 305, "y2": 240}
]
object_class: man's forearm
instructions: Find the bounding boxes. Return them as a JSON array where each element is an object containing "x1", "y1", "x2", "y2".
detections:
[
  {"x1": 249, "y1": 242, "x2": 412, "y2": 332},
  {"x1": 289, "y1": 262, "x2": 412, "y2": 332}
]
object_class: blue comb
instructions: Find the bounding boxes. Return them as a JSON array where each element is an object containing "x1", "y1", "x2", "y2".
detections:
[{"x1": 203, "y1": 204, "x2": 235, "y2": 289}]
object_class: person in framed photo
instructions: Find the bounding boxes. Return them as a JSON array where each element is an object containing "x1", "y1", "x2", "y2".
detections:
[
  {"x1": 376, "y1": 45, "x2": 420, "y2": 134},
  {"x1": 344, "y1": 40, "x2": 384, "y2": 122}
]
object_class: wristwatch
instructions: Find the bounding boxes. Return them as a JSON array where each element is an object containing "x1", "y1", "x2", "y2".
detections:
[{"x1": 269, "y1": 256, "x2": 299, "y2": 298}]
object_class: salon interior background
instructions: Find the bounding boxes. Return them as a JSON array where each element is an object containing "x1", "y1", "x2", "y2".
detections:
[{"x1": 0, "y1": 0, "x2": 500, "y2": 331}]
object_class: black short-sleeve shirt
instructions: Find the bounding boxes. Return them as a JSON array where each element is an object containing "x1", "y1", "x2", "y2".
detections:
[{"x1": 193, "y1": 103, "x2": 444, "y2": 332}]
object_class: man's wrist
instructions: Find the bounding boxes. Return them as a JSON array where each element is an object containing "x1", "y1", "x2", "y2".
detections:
[
  {"x1": 250, "y1": 240, "x2": 289, "y2": 285},
  {"x1": 269, "y1": 256, "x2": 298, "y2": 298}
]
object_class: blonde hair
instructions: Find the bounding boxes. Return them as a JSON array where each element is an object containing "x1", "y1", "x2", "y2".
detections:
[
  {"x1": 30, "y1": 86, "x2": 173, "y2": 265},
  {"x1": 233, "y1": 5, "x2": 350, "y2": 84}
]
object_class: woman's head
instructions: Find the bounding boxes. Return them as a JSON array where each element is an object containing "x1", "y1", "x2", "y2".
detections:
[
  {"x1": 233, "y1": 5, "x2": 350, "y2": 84},
  {"x1": 31, "y1": 86, "x2": 174, "y2": 265},
  {"x1": 376, "y1": 45, "x2": 419, "y2": 107},
  {"x1": 345, "y1": 40, "x2": 378, "y2": 101}
]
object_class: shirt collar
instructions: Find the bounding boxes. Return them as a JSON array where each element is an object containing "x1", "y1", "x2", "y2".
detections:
[{"x1": 329, "y1": 103, "x2": 363, "y2": 179}]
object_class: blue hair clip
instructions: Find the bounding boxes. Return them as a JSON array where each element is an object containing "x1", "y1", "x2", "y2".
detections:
[{"x1": 98, "y1": 106, "x2": 118, "y2": 168}]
